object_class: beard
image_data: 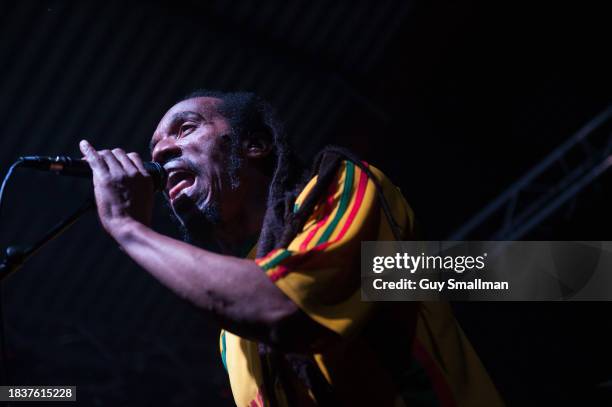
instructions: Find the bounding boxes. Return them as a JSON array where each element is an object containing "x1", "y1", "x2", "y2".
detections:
[
  {"x1": 169, "y1": 197, "x2": 218, "y2": 247},
  {"x1": 165, "y1": 133, "x2": 243, "y2": 251}
]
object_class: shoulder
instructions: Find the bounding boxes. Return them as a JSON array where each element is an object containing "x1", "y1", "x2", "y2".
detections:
[
  {"x1": 294, "y1": 160, "x2": 396, "y2": 210},
  {"x1": 292, "y1": 159, "x2": 416, "y2": 244}
]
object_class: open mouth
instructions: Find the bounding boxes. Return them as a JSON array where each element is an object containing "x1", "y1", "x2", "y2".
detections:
[{"x1": 166, "y1": 170, "x2": 196, "y2": 201}]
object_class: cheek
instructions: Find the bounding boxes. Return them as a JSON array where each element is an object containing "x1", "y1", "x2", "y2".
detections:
[{"x1": 186, "y1": 134, "x2": 229, "y2": 173}]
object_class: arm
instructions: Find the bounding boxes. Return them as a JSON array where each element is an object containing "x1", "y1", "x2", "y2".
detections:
[
  {"x1": 115, "y1": 220, "x2": 298, "y2": 341},
  {"x1": 79, "y1": 140, "x2": 334, "y2": 350}
]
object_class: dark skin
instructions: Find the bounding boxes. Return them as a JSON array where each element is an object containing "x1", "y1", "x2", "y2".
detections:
[{"x1": 79, "y1": 96, "x2": 334, "y2": 351}]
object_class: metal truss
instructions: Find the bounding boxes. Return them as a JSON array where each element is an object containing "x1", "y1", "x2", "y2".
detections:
[{"x1": 449, "y1": 105, "x2": 612, "y2": 240}]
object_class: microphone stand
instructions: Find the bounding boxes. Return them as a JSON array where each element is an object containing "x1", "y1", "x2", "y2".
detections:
[{"x1": 0, "y1": 198, "x2": 95, "y2": 282}]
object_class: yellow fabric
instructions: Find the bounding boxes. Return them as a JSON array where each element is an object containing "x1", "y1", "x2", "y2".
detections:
[
  {"x1": 221, "y1": 161, "x2": 504, "y2": 406},
  {"x1": 266, "y1": 163, "x2": 413, "y2": 338}
]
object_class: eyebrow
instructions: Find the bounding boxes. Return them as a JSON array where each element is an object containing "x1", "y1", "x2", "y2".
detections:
[
  {"x1": 150, "y1": 111, "x2": 207, "y2": 152},
  {"x1": 170, "y1": 110, "x2": 206, "y2": 125}
]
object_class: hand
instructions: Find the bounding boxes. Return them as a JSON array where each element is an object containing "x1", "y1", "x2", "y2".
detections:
[{"x1": 79, "y1": 139, "x2": 154, "y2": 238}]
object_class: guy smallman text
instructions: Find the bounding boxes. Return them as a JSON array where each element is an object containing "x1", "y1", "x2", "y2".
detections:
[
  {"x1": 370, "y1": 251, "x2": 508, "y2": 292},
  {"x1": 360, "y1": 241, "x2": 612, "y2": 301}
]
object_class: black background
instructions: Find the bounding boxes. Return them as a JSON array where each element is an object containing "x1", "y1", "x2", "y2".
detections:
[{"x1": 0, "y1": 0, "x2": 611, "y2": 405}]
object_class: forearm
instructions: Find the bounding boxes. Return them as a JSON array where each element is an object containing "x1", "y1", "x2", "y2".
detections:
[
  {"x1": 76, "y1": 141, "x2": 330, "y2": 349},
  {"x1": 111, "y1": 219, "x2": 296, "y2": 341}
]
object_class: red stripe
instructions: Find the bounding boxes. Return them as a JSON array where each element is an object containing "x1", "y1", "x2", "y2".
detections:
[
  {"x1": 258, "y1": 167, "x2": 342, "y2": 263},
  {"x1": 323, "y1": 165, "x2": 368, "y2": 247},
  {"x1": 412, "y1": 340, "x2": 457, "y2": 407},
  {"x1": 268, "y1": 265, "x2": 288, "y2": 282},
  {"x1": 267, "y1": 166, "x2": 370, "y2": 280},
  {"x1": 299, "y1": 180, "x2": 339, "y2": 250}
]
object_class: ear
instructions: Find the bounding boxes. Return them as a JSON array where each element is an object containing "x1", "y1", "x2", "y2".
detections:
[{"x1": 242, "y1": 131, "x2": 273, "y2": 159}]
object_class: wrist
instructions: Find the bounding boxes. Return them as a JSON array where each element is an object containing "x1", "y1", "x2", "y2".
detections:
[{"x1": 106, "y1": 217, "x2": 146, "y2": 244}]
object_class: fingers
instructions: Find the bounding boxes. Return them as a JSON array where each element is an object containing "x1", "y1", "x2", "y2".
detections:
[
  {"x1": 127, "y1": 152, "x2": 149, "y2": 177},
  {"x1": 79, "y1": 140, "x2": 109, "y2": 174},
  {"x1": 79, "y1": 140, "x2": 149, "y2": 179},
  {"x1": 112, "y1": 148, "x2": 139, "y2": 175},
  {"x1": 99, "y1": 149, "x2": 124, "y2": 175}
]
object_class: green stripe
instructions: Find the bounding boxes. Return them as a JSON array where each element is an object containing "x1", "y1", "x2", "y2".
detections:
[
  {"x1": 316, "y1": 161, "x2": 354, "y2": 245},
  {"x1": 261, "y1": 249, "x2": 292, "y2": 271},
  {"x1": 221, "y1": 331, "x2": 228, "y2": 371},
  {"x1": 293, "y1": 202, "x2": 300, "y2": 213}
]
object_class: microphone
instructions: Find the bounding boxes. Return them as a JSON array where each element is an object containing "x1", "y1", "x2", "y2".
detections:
[{"x1": 17, "y1": 155, "x2": 167, "y2": 191}]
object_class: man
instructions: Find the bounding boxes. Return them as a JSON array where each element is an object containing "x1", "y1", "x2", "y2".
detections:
[{"x1": 79, "y1": 91, "x2": 503, "y2": 406}]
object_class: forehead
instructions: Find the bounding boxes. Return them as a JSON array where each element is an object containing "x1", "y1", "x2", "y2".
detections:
[
  {"x1": 150, "y1": 96, "x2": 227, "y2": 153},
  {"x1": 155, "y1": 96, "x2": 224, "y2": 131}
]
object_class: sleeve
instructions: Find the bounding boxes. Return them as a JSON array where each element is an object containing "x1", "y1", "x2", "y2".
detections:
[{"x1": 254, "y1": 160, "x2": 416, "y2": 338}]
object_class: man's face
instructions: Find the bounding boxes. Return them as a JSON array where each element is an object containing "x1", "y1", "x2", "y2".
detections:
[{"x1": 150, "y1": 97, "x2": 242, "y2": 232}]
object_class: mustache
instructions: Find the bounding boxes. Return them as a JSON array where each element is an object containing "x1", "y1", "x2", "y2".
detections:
[
  {"x1": 164, "y1": 157, "x2": 200, "y2": 175},
  {"x1": 160, "y1": 157, "x2": 200, "y2": 204}
]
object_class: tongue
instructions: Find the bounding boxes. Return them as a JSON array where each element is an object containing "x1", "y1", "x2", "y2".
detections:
[{"x1": 169, "y1": 179, "x2": 194, "y2": 201}]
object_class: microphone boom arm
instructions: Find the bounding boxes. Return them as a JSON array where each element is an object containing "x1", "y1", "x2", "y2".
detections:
[{"x1": 0, "y1": 198, "x2": 95, "y2": 282}]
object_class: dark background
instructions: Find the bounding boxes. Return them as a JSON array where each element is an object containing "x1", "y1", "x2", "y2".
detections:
[{"x1": 0, "y1": 0, "x2": 611, "y2": 405}]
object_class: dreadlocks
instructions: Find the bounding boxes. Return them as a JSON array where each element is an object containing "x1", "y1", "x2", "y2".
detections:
[
  {"x1": 180, "y1": 90, "x2": 310, "y2": 256},
  {"x1": 180, "y1": 90, "x2": 404, "y2": 406}
]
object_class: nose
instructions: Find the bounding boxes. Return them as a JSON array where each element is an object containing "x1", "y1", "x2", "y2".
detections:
[{"x1": 152, "y1": 136, "x2": 181, "y2": 165}]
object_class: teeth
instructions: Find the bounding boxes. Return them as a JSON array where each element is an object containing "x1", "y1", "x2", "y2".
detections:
[{"x1": 167, "y1": 171, "x2": 195, "y2": 201}]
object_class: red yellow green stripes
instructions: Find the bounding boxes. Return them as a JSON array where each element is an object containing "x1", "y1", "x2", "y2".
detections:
[
  {"x1": 257, "y1": 249, "x2": 292, "y2": 271},
  {"x1": 257, "y1": 161, "x2": 371, "y2": 282},
  {"x1": 328, "y1": 162, "x2": 368, "y2": 247},
  {"x1": 315, "y1": 161, "x2": 355, "y2": 245},
  {"x1": 254, "y1": 247, "x2": 281, "y2": 264},
  {"x1": 298, "y1": 167, "x2": 344, "y2": 251},
  {"x1": 311, "y1": 161, "x2": 368, "y2": 251}
]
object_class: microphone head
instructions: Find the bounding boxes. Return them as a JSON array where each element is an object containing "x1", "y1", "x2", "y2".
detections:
[{"x1": 144, "y1": 161, "x2": 167, "y2": 192}]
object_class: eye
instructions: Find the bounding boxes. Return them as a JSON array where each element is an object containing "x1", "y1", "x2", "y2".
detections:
[{"x1": 178, "y1": 122, "x2": 197, "y2": 137}]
